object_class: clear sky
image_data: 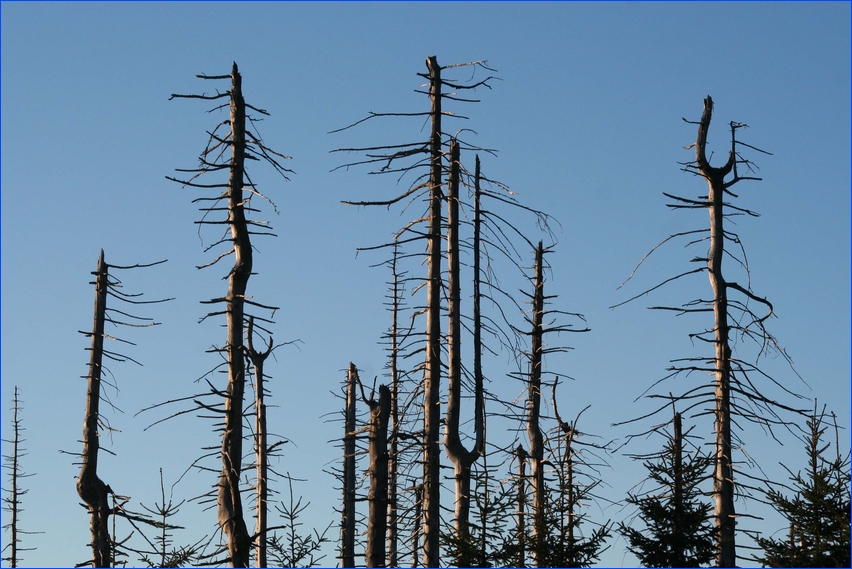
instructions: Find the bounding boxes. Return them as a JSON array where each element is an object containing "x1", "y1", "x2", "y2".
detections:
[{"x1": 1, "y1": 2, "x2": 849, "y2": 567}]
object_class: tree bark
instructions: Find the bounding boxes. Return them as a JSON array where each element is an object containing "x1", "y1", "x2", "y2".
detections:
[
  {"x1": 218, "y1": 62, "x2": 253, "y2": 568},
  {"x1": 77, "y1": 250, "x2": 113, "y2": 569},
  {"x1": 472, "y1": 155, "x2": 485, "y2": 461},
  {"x1": 526, "y1": 242, "x2": 546, "y2": 567},
  {"x1": 366, "y1": 385, "x2": 391, "y2": 568},
  {"x1": 551, "y1": 379, "x2": 581, "y2": 567},
  {"x1": 247, "y1": 318, "x2": 272, "y2": 568},
  {"x1": 7, "y1": 388, "x2": 19, "y2": 568},
  {"x1": 694, "y1": 96, "x2": 737, "y2": 568},
  {"x1": 412, "y1": 485, "x2": 423, "y2": 568},
  {"x1": 387, "y1": 245, "x2": 401, "y2": 569},
  {"x1": 342, "y1": 363, "x2": 358, "y2": 568},
  {"x1": 444, "y1": 140, "x2": 485, "y2": 563},
  {"x1": 422, "y1": 54, "x2": 443, "y2": 569}
]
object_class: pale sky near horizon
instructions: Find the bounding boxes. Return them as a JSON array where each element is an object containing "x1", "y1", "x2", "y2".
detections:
[{"x1": 2, "y1": 2, "x2": 849, "y2": 567}]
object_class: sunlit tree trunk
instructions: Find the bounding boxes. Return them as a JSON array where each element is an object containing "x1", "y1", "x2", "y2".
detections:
[
  {"x1": 247, "y1": 318, "x2": 273, "y2": 568},
  {"x1": 444, "y1": 141, "x2": 485, "y2": 564},
  {"x1": 387, "y1": 245, "x2": 401, "y2": 568},
  {"x1": 366, "y1": 385, "x2": 391, "y2": 568},
  {"x1": 77, "y1": 250, "x2": 113, "y2": 569},
  {"x1": 422, "y1": 54, "x2": 443, "y2": 569},
  {"x1": 526, "y1": 243, "x2": 546, "y2": 567},
  {"x1": 694, "y1": 96, "x2": 736, "y2": 567},
  {"x1": 218, "y1": 63, "x2": 253, "y2": 568}
]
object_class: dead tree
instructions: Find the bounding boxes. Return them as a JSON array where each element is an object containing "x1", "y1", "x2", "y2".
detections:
[
  {"x1": 341, "y1": 363, "x2": 358, "y2": 568},
  {"x1": 78, "y1": 250, "x2": 113, "y2": 568},
  {"x1": 385, "y1": 244, "x2": 404, "y2": 568},
  {"x1": 421, "y1": 55, "x2": 445, "y2": 568},
  {"x1": 337, "y1": 364, "x2": 393, "y2": 568},
  {"x1": 77, "y1": 250, "x2": 169, "y2": 567},
  {"x1": 216, "y1": 65, "x2": 252, "y2": 568},
  {"x1": 515, "y1": 243, "x2": 592, "y2": 567},
  {"x1": 552, "y1": 385, "x2": 576, "y2": 562},
  {"x1": 334, "y1": 57, "x2": 556, "y2": 567},
  {"x1": 374, "y1": 241, "x2": 420, "y2": 568},
  {"x1": 549, "y1": 380, "x2": 612, "y2": 568},
  {"x1": 698, "y1": 96, "x2": 739, "y2": 566},
  {"x1": 168, "y1": 62, "x2": 290, "y2": 567},
  {"x1": 246, "y1": 317, "x2": 273, "y2": 568},
  {"x1": 361, "y1": 382, "x2": 391, "y2": 568},
  {"x1": 334, "y1": 55, "x2": 497, "y2": 567},
  {"x1": 412, "y1": 485, "x2": 423, "y2": 567},
  {"x1": 526, "y1": 243, "x2": 547, "y2": 567},
  {"x1": 612, "y1": 96, "x2": 807, "y2": 567},
  {"x1": 2, "y1": 387, "x2": 36, "y2": 568},
  {"x1": 444, "y1": 139, "x2": 486, "y2": 563}
]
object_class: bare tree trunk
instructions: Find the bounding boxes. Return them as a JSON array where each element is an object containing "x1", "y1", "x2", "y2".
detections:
[
  {"x1": 472, "y1": 156, "x2": 487, "y2": 567},
  {"x1": 422, "y1": 54, "x2": 443, "y2": 569},
  {"x1": 341, "y1": 363, "x2": 358, "y2": 568},
  {"x1": 217, "y1": 63, "x2": 253, "y2": 568},
  {"x1": 444, "y1": 140, "x2": 485, "y2": 563},
  {"x1": 366, "y1": 385, "x2": 391, "y2": 568},
  {"x1": 77, "y1": 250, "x2": 113, "y2": 569},
  {"x1": 694, "y1": 96, "x2": 736, "y2": 567},
  {"x1": 413, "y1": 485, "x2": 423, "y2": 568},
  {"x1": 387, "y1": 246, "x2": 401, "y2": 569},
  {"x1": 247, "y1": 318, "x2": 273, "y2": 568},
  {"x1": 559, "y1": 425, "x2": 576, "y2": 564},
  {"x1": 472, "y1": 155, "x2": 485, "y2": 462},
  {"x1": 526, "y1": 242, "x2": 546, "y2": 567},
  {"x1": 551, "y1": 379, "x2": 577, "y2": 567},
  {"x1": 4, "y1": 387, "x2": 25, "y2": 568}
]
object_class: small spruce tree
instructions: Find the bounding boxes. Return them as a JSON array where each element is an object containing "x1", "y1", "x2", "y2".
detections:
[
  {"x1": 754, "y1": 402, "x2": 851, "y2": 568},
  {"x1": 618, "y1": 411, "x2": 716, "y2": 567}
]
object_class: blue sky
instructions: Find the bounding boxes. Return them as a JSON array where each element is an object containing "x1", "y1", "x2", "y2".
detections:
[{"x1": 2, "y1": 2, "x2": 849, "y2": 567}]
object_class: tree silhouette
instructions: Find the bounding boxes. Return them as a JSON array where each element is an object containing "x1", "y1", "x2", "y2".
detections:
[
  {"x1": 333, "y1": 55, "x2": 498, "y2": 567},
  {"x1": 76, "y1": 251, "x2": 170, "y2": 568},
  {"x1": 138, "y1": 469, "x2": 205, "y2": 568},
  {"x1": 612, "y1": 96, "x2": 808, "y2": 566},
  {"x1": 618, "y1": 409, "x2": 715, "y2": 567},
  {"x1": 2, "y1": 387, "x2": 38, "y2": 568},
  {"x1": 168, "y1": 62, "x2": 290, "y2": 567},
  {"x1": 753, "y1": 402, "x2": 851, "y2": 568}
]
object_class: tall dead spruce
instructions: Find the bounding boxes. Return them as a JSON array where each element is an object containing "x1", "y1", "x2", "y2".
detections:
[
  {"x1": 444, "y1": 139, "x2": 486, "y2": 556},
  {"x1": 613, "y1": 96, "x2": 806, "y2": 567},
  {"x1": 526, "y1": 244, "x2": 548, "y2": 566},
  {"x1": 333, "y1": 56, "x2": 497, "y2": 567},
  {"x1": 422, "y1": 57, "x2": 447, "y2": 568},
  {"x1": 77, "y1": 250, "x2": 170, "y2": 568},
  {"x1": 363, "y1": 379, "x2": 392, "y2": 568},
  {"x1": 341, "y1": 363, "x2": 358, "y2": 568},
  {"x1": 335, "y1": 56, "x2": 559, "y2": 567},
  {"x1": 246, "y1": 317, "x2": 276, "y2": 569},
  {"x1": 2, "y1": 387, "x2": 36, "y2": 568},
  {"x1": 549, "y1": 380, "x2": 612, "y2": 568},
  {"x1": 518, "y1": 243, "x2": 592, "y2": 567},
  {"x1": 168, "y1": 63, "x2": 291, "y2": 567}
]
